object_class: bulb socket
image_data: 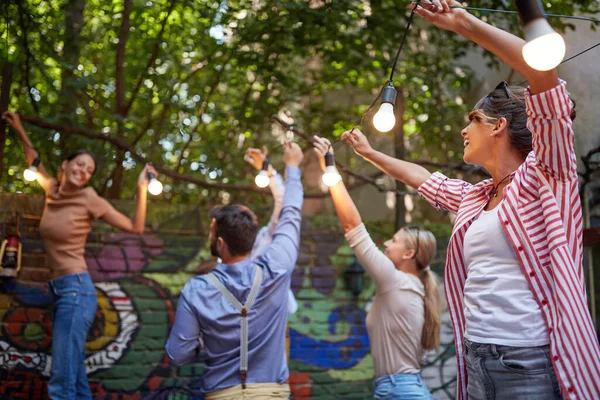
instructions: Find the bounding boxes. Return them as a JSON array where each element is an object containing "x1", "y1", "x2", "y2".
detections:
[
  {"x1": 32, "y1": 156, "x2": 41, "y2": 168},
  {"x1": 325, "y1": 151, "x2": 335, "y2": 167},
  {"x1": 381, "y1": 83, "x2": 397, "y2": 106},
  {"x1": 148, "y1": 172, "x2": 156, "y2": 180},
  {"x1": 261, "y1": 158, "x2": 270, "y2": 171},
  {"x1": 515, "y1": 0, "x2": 545, "y2": 25}
]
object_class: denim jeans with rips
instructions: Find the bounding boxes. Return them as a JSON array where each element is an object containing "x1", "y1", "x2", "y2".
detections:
[{"x1": 48, "y1": 273, "x2": 97, "y2": 400}]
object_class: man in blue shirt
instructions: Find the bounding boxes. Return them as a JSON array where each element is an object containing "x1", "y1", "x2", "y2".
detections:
[{"x1": 166, "y1": 142, "x2": 304, "y2": 399}]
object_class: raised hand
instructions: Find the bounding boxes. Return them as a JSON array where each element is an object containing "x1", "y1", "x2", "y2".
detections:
[
  {"x1": 312, "y1": 136, "x2": 332, "y2": 172},
  {"x1": 412, "y1": 0, "x2": 468, "y2": 33},
  {"x1": 340, "y1": 129, "x2": 374, "y2": 159},
  {"x1": 245, "y1": 146, "x2": 268, "y2": 170},
  {"x1": 2, "y1": 111, "x2": 24, "y2": 132},
  {"x1": 137, "y1": 163, "x2": 159, "y2": 188},
  {"x1": 283, "y1": 141, "x2": 303, "y2": 167}
]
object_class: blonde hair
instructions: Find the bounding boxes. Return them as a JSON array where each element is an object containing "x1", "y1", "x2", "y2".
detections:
[{"x1": 401, "y1": 226, "x2": 442, "y2": 351}]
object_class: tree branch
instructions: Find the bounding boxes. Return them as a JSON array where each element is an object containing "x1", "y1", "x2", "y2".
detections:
[{"x1": 123, "y1": 0, "x2": 177, "y2": 116}]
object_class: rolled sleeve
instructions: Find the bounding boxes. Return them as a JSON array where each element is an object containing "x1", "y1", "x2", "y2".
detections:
[
  {"x1": 418, "y1": 172, "x2": 471, "y2": 214},
  {"x1": 526, "y1": 79, "x2": 576, "y2": 179}
]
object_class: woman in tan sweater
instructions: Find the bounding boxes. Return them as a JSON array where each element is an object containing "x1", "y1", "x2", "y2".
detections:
[
  {"x1": 314, "y1": 136, "x2": 442, "y2": 399},
  {"x1": 3, "y1": 111, "x2": 157, "y2": 400}
]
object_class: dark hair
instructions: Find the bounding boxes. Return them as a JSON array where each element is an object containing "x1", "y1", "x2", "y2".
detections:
[
  {"x1": 472, "y1": 83, "x2": 577, "y2": 160},
  {"x1": 66, "y1": 149, "x2": 96, "y2": 164},
  {"x1": 472, "y1": 84, "x2": 531, "y2": 160},
  {"x1": 209, "y1": 204, "x2": 258, "y2": 256},
  {"x1": 58, "y1": 149, "x2": 97, "y2": 183}
]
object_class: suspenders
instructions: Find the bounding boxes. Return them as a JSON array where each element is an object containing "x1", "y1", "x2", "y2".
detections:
[{"x1": 205, "y1": 265, "x2": 263, "y2": 389}]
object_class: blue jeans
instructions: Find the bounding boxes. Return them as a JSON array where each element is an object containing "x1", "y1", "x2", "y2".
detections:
[
  {"x1": 48, "y1": 273, "x2": 97, "y2": 400},
  {"x1": 464, "y1": 338, "x2": 561, "y2": 400},
  {"x1": 374, "y1": 373, "x2": 433, "y2": 399}
]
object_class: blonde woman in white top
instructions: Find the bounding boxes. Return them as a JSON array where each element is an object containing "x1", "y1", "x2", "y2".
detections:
[{"x1": 314, "y1": 136, "x2": 442, "y2": 399}]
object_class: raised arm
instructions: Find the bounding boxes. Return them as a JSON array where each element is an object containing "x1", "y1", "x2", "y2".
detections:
[
  {"x1": 259, "y1": 142, "x2": 304, "y2": 271},
  {"x1": 100, "y1": 164, "x2": 157, "y2": 234},
  {"x1": 313, "y1": 136, "x2": 362, "y2": 232},
  {"x1": 412, "y1": 0, "x2": 558, "y2": 94},
  {"x1": 340, "y1": 128, "x2": 431, "y2": 190},
  {"x1": 245, "y1": 146, "x2": 285, "y2": 236},
  {"x1": 2, "y1": 111, "x2": 56, "y2": 193},
  {"x1": 313, "y1": 136, "x2": 400, "y2": 293}
]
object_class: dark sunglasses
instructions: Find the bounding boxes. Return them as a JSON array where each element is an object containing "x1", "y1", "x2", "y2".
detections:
[{"x1": 487, "y1": 81, "x2": 510, "y2": 100}]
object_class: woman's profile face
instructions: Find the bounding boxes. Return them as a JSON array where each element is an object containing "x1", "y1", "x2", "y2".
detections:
[
  {"x1": 62, "y1": 154, "x2": 95, "y2": 188},
  {"x1": 460, "y1": 110, "x2": 496, "y2": 167}
]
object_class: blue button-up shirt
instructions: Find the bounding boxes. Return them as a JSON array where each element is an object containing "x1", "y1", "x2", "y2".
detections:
[{"x1": 165, "y1": 166, "x2": 303, "y2": 394}]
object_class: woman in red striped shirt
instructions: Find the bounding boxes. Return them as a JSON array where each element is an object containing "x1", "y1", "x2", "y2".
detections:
[{"x1": 339, "y1": 1, "x2": 600, "y2": 399}]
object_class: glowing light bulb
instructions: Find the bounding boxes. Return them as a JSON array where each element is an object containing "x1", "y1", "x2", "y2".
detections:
[
  {"x1": 147, "y1": 173, "x2": 163, "y2": 195},
  {"x1": 373, "y1": 103, "x2": 396, "y2": 133},
  {"x1": 373, "y1": 82, "x2": 397, "y2": 133},
  {"x1": 322, "y1": 165, "x2": 342, "y2": 187},
  {"x1": 23, "y1": 166, "x2": 38, "y2": 182},
  {"x1": 321, "y1": 151, "x2": 342, "y2": 187},
  {"x1": 255, "y1": 158, "x2": 271, "y2": 188},
  {"x1": 255, "y1": 170, "x2": 270, "y2": 188},
  {"x1": 516, "y1": 0, "x2": 565, "y2": 71},
  {"x1": 24, "y1": 156, "x2": 41, "y2": 182},
  {"x1": 522, "y1": 24, "x2": 565, "y2": 71}
]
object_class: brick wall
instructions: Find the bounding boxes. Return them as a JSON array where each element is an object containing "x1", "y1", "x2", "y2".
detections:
[{"x1": 0, "y1": 193, "x2": 456, "y2": 399}]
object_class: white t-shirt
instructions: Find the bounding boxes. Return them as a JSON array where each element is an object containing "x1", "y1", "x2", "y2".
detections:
[{"x1": 463, "y1": 205, "x2": 549, "y2": 347}]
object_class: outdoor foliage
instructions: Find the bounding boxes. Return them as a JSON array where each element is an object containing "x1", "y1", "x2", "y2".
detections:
[{"x1": 1, "y1": 0, "x2": 598, "y2": 205}]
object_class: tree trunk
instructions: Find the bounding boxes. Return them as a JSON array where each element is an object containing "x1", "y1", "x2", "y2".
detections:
[
  {"x1": 0, "y1": 63, "x2": 14, "y2": 182},
  {"x1": 393, "y1": 86, "x2": 406, "y2": 231},
  {"x1": 59, "y1": 0, "x2": 87, "y2": 152},
  {"x1": 108, "y1": 0, "x2": 133, "y2": 199}
]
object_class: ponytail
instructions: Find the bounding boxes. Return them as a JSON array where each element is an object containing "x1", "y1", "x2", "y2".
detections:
[
  {"x1": 402, "y1": 227, "x2": 443, "y2": 351},
  {"x1": 420, "y1": 268, "x2": 441, "y2": 350}
]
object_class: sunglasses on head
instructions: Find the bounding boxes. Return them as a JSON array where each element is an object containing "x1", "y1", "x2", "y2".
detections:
[{"x1": 487, "y1": 81, "x2": 510, "y2": 100}]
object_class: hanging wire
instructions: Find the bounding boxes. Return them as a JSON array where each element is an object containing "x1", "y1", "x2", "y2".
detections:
[
  {"x1": 408, "y1": 1, "x2": 600, "y2": 23},
  {"x1": 351, "y1": 1, "x2": 421, "y2": 132}
]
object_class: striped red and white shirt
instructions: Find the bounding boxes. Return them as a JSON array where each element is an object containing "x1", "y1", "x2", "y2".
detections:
[{"x1": 418, "y1": 80, "x2": 600, "y2": 400}]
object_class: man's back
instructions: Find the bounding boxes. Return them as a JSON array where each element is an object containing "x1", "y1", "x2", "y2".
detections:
[
  {"x1": 180, "y1": 257, "x2": 291, "y2": 392},
  {"x1": 165, "y1": 165, "x2": 303, "y2": 395}
]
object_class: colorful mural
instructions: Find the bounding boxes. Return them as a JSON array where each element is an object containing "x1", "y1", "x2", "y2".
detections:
[{"x1": 0, "y1": 194, "x2": 457, "y2": 399}]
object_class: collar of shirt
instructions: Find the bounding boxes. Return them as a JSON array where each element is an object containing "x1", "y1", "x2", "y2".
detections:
[{"x1": 211, "y1": 257, "x2": 256, "y2": 286}]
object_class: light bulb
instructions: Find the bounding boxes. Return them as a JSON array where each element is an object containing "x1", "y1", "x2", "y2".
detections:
[
  {"x1": 322, "y1": 165, "x2": 342, "y2": 187},
  {"x1": 148, "y1": 179, "x2": 163, "y2": 195},
  {"x1": 23, "y1": 166, "x2": 38, "y2": 182},
  {"x1": 255, "y1": 170, "x2": 270, "y2": 188},
  {"x1": 373, "y1": 103, "x2": 396, "y2": 133},
  {"x1": 147, "y1": 172, "x2": 163, "y2": 195},
  {"x1": 515, "y1": 1, "x2": 565, "y2": 71},
  {"x1": 522, "y1": 23, "x2": 565, "y2": 71},
  {"x1": 373, "y1": 82, "x2": 397, "y2": 133}
]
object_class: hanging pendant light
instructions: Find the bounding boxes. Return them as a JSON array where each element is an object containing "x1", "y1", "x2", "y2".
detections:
[
  {"x1": 255, "y1": 159, "x2": 270, "y2": 188},
  {"x1": 147, "y1": 172, "x2": 163, "y2": 195},
  {"x1": 322, "y1": 150, "x2": 342, "y2": 187},
  {"x1": 373, "y1": 82, "x2": 397, "y2": 133},
  {"x1": 516, "y1": 0, "x2": 566, "y2": 71},
  {"x1": 23, "y1": 157, "x2": 40, "y2": 182}
]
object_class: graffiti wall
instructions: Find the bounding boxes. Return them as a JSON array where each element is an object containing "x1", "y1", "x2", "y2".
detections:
[{"x1": 0, "y1": 193, "x2": 456, "y2": 399}]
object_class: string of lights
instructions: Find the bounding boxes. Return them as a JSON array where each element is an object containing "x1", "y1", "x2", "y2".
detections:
[{"x1": 261, "y1": 0, "x2": 600, "y2": 194}]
